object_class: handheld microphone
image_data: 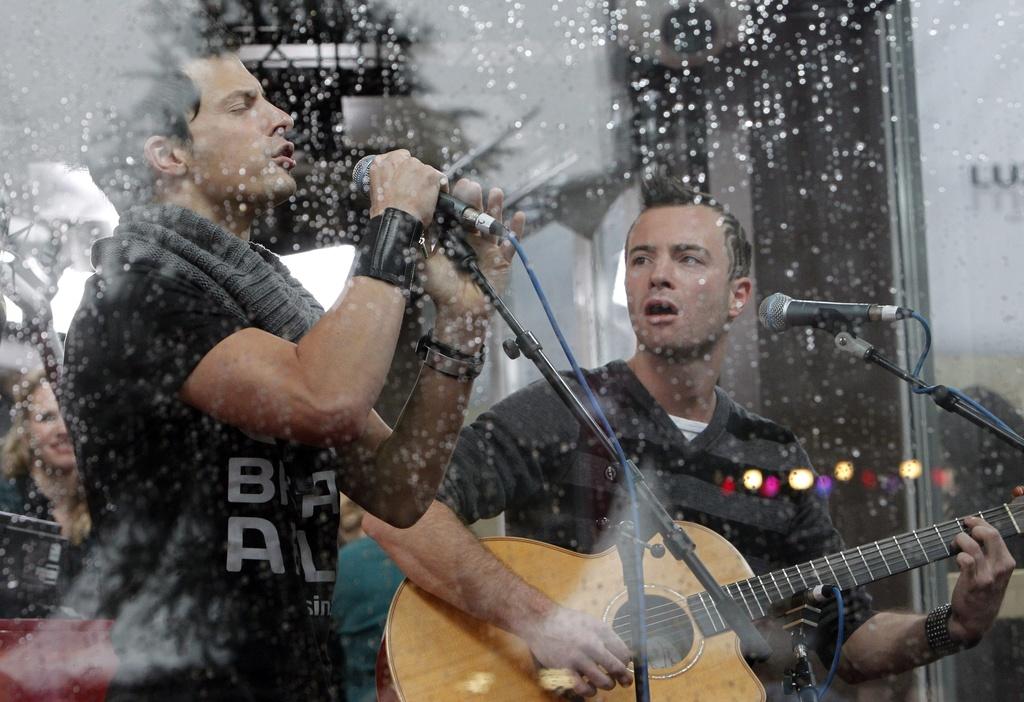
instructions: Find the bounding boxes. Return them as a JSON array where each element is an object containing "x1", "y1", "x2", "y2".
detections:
[
  {"x1": 758, "y1": 292, "x2": 912, "y2": 332},
  {"x1": 352, "y1": 155, "x2": 503, "y2": 237}
]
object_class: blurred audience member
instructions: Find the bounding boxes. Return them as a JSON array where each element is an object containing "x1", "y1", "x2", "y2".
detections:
[{"x1": 2, "y1": 369, "x2": 91, "y2": 552}]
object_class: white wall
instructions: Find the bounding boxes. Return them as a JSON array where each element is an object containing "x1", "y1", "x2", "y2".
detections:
[{"x1": 913, "y1": 1, "x2": 1024, "y2": 361}]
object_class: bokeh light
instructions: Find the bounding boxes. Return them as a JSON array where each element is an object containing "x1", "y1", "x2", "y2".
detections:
[
  {"x1": 899, "y1": 459, "x2": 923, "y2": 480},
  {"x1": 788, "y1": 467, "x2": 815, "y2": 491},
  {"x1": 834, "y1": 461, "x2": 855, "y2": 482},
  {"x1": 742, "y1": 468, "x2": 763, "y2": 492}
]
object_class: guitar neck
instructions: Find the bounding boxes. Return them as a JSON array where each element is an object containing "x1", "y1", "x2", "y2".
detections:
[{"x1": 687, "y1": 501, "x2": 1024, "y2": 635}]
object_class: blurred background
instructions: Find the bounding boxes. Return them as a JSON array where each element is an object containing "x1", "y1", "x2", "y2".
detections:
[{"x1": 0, "y1": 1, "x2": 1022, "y2": 699}]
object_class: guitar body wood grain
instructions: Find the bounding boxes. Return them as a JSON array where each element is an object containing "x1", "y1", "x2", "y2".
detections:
[{"x1": 384, "y1": 522, "x2": 766, "y2": 701}]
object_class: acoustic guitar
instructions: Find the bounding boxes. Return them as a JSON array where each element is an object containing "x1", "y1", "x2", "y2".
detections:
[{"x1": 379, "y1": 500, "x2": 1023, "y2": 701}]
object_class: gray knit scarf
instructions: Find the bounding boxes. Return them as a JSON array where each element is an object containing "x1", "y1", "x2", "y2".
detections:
[{"x1": 91, "y1": 204, "x2": 324, "y2": 342}]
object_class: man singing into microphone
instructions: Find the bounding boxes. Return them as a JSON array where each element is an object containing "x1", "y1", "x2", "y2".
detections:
[
  {"x1": 59, "y1": 45, "x2": 523, "y2": 701},
  {"x1": 365, "y1": 174, "x2": 1015, "y2": 698}
]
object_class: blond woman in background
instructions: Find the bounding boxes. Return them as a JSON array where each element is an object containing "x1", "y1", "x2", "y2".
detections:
[{"x1": 2, "y1": 369, "x2": 90, "y2": 548}]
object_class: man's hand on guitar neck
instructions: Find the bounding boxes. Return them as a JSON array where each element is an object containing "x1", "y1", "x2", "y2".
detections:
[
  {"x1": 841, "y1": 490, "x2": 1019, "y2": 682},
  {"x1": 514, "y1": 603, "x2": 634, "y2": 698},
  {"x1": 947, "y1": 496, "x2": 1020, "y2": 646}
]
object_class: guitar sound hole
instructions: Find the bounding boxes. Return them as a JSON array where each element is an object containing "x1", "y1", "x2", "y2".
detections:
[{"x1": 611, "y1": 595, "x2": 695, "y2": 669}]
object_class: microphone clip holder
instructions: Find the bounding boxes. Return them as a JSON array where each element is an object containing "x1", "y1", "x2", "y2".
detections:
[
  {"x1": 832, "y1": 330, "x2": 1024, "y2": 454},
  {"x1": 814, "y1": 310, "x2": 864, "y2": 336},
  {"x1": 781, "y1": 599, "x2": 823, "y2": 701}
]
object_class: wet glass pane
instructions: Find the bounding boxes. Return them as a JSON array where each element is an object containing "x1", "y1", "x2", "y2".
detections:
[{"x1": 0, "y1": 1, "x2": 1020, "y2": 700}]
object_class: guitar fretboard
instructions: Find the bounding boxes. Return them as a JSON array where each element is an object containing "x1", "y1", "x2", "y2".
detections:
[{"x1": 680, "y1": 501, "x2": 1024, "y2": 638}]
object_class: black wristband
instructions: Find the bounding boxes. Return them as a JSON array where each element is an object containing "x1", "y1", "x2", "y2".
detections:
[
  {"x1": 416, "y1": 332, "x2": 485, "y2": 381},
  {"x1": 422, "y1": 329, "x2": 485, "y2": 362},
  {"x1": 925, "y1": 603, "x2": 964, "y2": 657},
  {"x1": 351, "y1": 208, "x2": 424, "y2": 291}
]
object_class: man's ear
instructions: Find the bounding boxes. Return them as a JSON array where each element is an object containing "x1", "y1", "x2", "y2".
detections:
[
  {"x1": 143, "y1": 135, "x2": 189, "y2": 178},
  {"x1": 728, "y1": 277, "x2": 753, "y2": 319}
]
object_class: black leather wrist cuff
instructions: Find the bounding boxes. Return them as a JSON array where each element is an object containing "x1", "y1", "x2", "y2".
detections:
[{"x1": 351, "y1": 208, "x2": 423, "y2": 291}]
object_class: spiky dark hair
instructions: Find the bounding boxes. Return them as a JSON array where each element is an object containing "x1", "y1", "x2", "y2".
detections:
[{"x1": 636, "y1": 173, "x2": 752, "y2": 280}]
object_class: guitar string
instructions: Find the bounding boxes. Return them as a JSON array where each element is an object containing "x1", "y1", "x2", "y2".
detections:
[
  {"x1": 616, "y1": 510, "x2": 1018, "y2": 637},
  {"x1": 380, "y1": 506, "x2": 1022, "y2": 697},
  {"x1": 615, "y1": 524, "x2": 966, "y2": 635},
  {"x1": 610, "y1": 505, "x2": 1021, "y2": 638}
]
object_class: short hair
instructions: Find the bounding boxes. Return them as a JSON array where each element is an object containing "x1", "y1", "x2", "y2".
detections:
[
  {"x1": 83, "y1": 21, "x2": 238, "y2": 212},
  {"x1": 634, "y1": 174, "x2": 752, "y2": 280},
  {"x1": 84, "y1": 63, "x2": 204, "y2": 213}
]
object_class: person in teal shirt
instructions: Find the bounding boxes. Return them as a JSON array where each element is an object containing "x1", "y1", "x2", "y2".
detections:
[
  {"x1": 332, "y1": 497, "x2": 405, "y2": 702},
  {"x1": 0, "y1": 476, "x2": 22, "y2": 514}
]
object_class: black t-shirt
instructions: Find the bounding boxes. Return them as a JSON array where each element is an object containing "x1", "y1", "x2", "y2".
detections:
[
  {"x1": 438, "y1": 361, "x2": 873, "y2": 667},
  {"x1": 61, "y1": 261, "x2": 339, "y2": 701}
]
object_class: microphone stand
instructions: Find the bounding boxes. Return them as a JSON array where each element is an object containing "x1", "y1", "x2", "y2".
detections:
[
  {"x1": 833, "y1": 330, "x2": 1024, "y2": 454},
  {"x1": 781, "y1": 598, "x2": 823, "y2": 702},
  {"x1": 441, "y1": 234, "x2": 772, "y2": 702}
]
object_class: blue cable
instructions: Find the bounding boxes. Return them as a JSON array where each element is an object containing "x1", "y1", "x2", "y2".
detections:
[
  {"x1": 817, "y1": 586, "x2": 845, "y2": 700},
  {"x1": 502, "y1": 230, "x2": 651, "y2": 695},
  {"x1": 908, "y1": 312, "x2": 1021, "y2": 436},
  {"x1": 909, "y1": 311, "x2": 932, "y2": 380}
]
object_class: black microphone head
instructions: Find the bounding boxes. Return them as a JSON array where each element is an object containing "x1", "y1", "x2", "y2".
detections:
[
  {"x1": 758, "y1": 293, "x2": 792, "y2": 332},
  {"x1": 351, "y1": 155, "x2": 376, "y2": 196}
]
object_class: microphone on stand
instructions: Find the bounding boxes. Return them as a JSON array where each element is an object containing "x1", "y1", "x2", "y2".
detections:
[
  {"x1": 758, "y1": 292, "x2": 912, "y2": 332},
  {"x1": 351, "y1": 155, "x2": 504, "y2": 237}
]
